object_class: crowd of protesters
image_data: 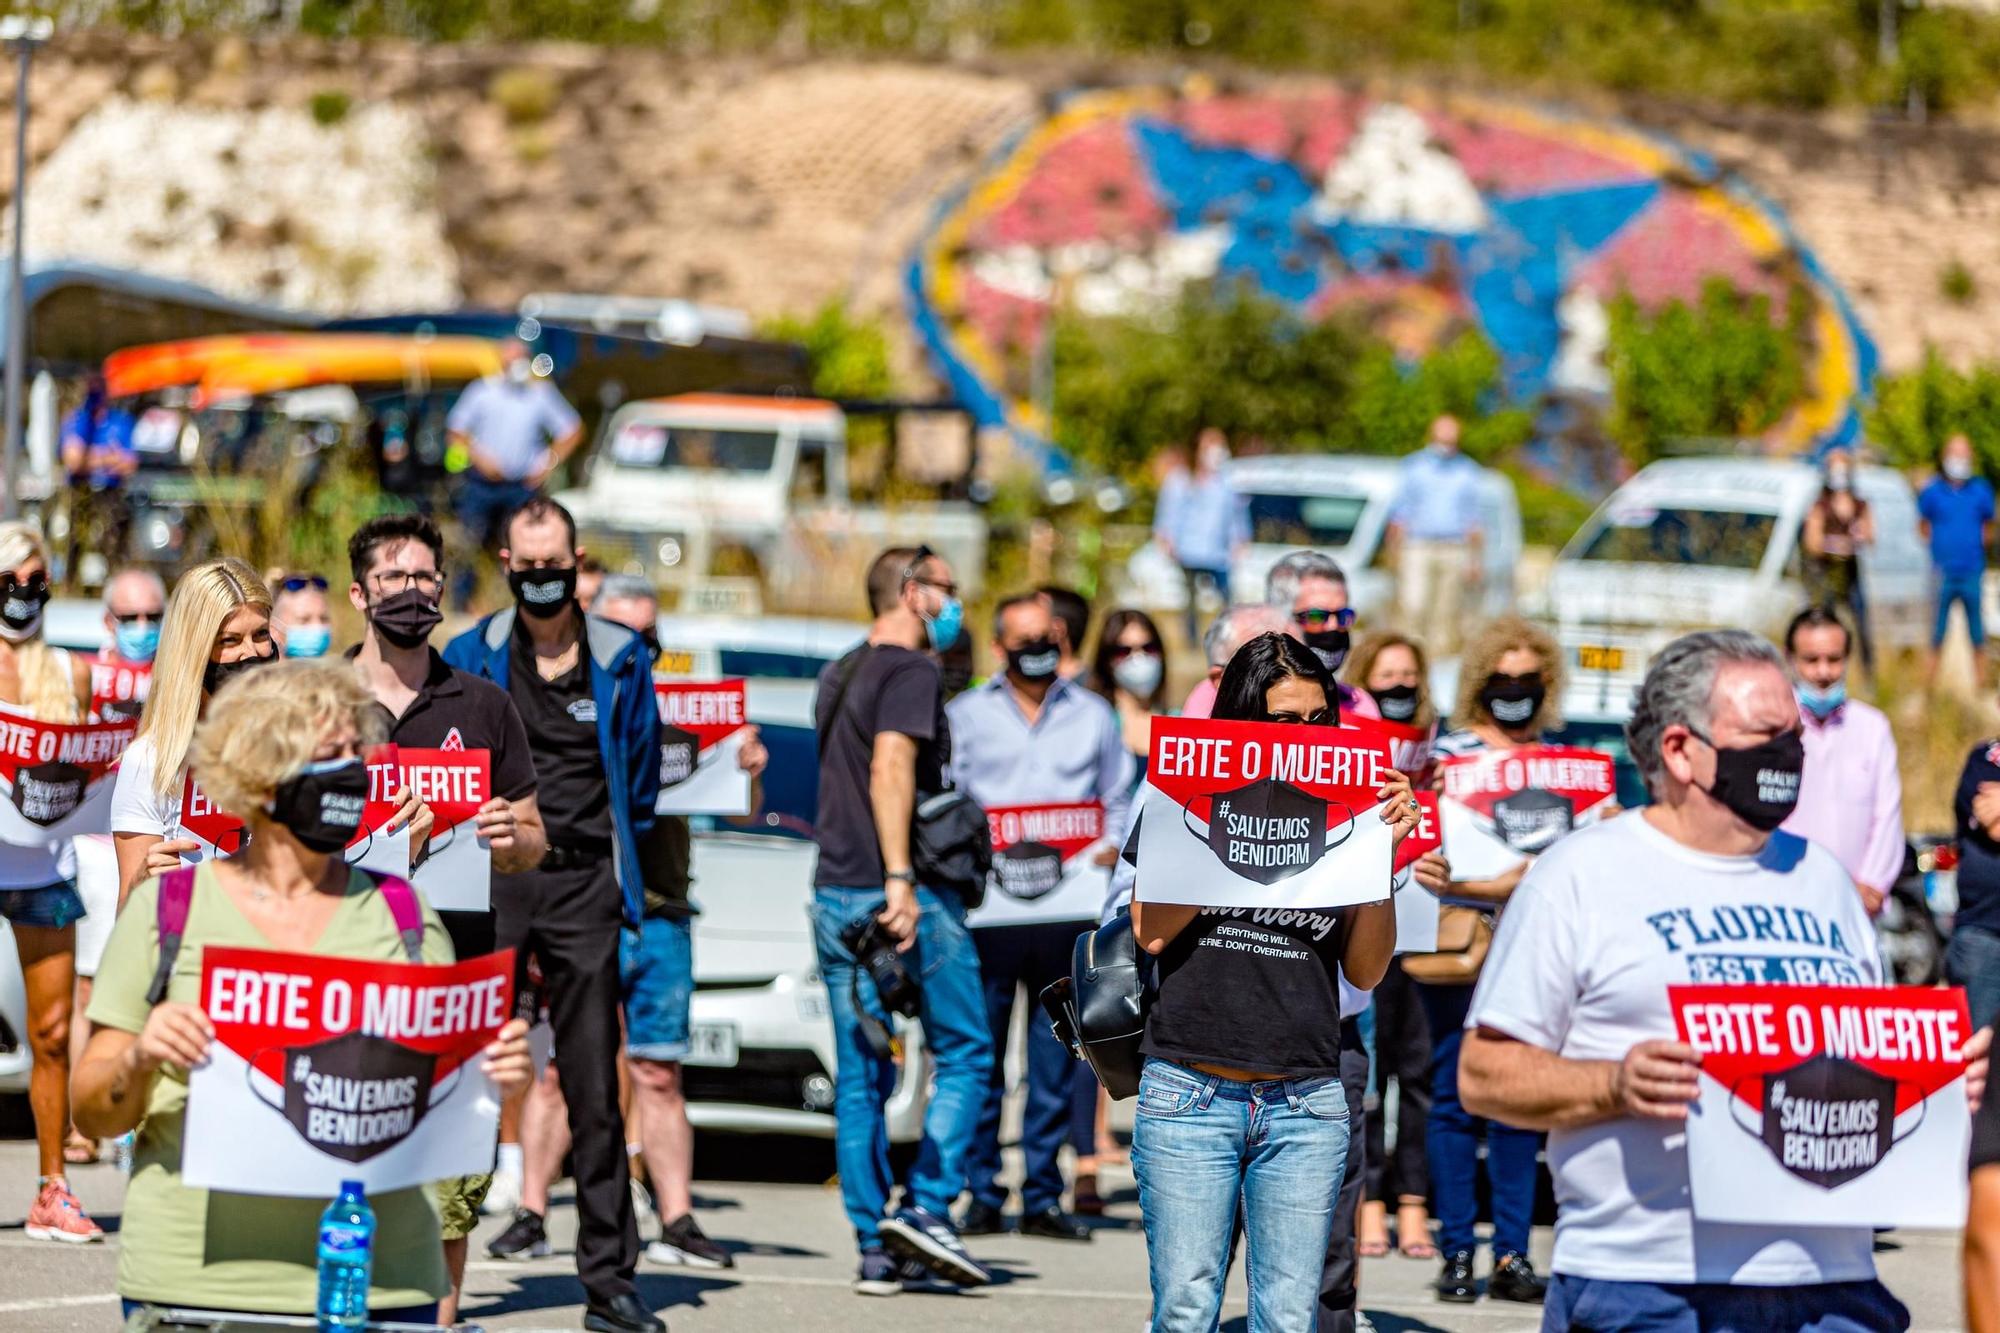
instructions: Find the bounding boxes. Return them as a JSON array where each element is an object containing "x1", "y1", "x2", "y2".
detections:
[{"x1": 5, "y1": 416, "x2": 2000, "y2": 1333}]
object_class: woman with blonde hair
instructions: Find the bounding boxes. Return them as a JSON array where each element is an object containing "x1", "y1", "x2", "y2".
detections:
[
  {"x1": 1417, "y1": 614, "x2": 1565, "y2": 1308},
  {"x1": 109, "y1": 557, "x2": 278, "y2": 904},
  {"x1": 0, "y1": 520, "x2": 100, "y2": 1242},
  {"x1": 75, "y1": 661, "x2": 534, "y2": 1323}
]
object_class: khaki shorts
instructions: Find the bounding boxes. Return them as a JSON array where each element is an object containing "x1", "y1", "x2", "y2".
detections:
[{"x1": 435, "y1": 1172, "x2": 493, "y2": 1241}]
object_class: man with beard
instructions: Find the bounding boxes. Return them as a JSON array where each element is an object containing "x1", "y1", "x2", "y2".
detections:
[
  {"x1": 445, "y1": 497, "x2": 665, "y2": 1333},
  {"x1": 344, "y1": 513, "x2": 547, "y2": 1326}
]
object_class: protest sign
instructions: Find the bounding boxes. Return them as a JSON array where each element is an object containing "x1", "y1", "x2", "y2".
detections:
[
  {"x1": 184, "y1": 945, "x2": 515, "y2": 1196},
  {"x1": 1344, "y1": 714, "x2": 1435, "y2": 782},
  {"x1": 178, "y1": 745, "x2": 409, "y2": 874},
  {"x1": 1134, "y1": 717, "x2": 1395, "y2": 911},
  {"x1": 400, "y1": 748, "x2": 492, "y2": 912},
  {"x1": 1392, "y1": 791, "x2": 1441, "y2": 954},
  {"x1": 89, "y1": 657, "x2": 152, "y2": 725},
  {"x1": 1670, "y1": 984, "x2": 1971, "y2": 1228},
  {"x1": 0, "y1": 714, "x2": 134, "y2": 843},
  {"x1": 178, "y1": 770, "x2": 246, "y2": 863},
  {"x1": 653, "y1": 679, "x2": 752, "y2": 816},
  {"x1": 1436, "y1": 744, "x2": 1616, "y2": 880},
  {"x1": 966, "y1": 801, "x2": 1111, "y2": 927}
]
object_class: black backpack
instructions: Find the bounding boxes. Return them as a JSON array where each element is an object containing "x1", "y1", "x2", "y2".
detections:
[{"x1": 1039, "y1": 913, "x2": 1153, "y2": 1100}]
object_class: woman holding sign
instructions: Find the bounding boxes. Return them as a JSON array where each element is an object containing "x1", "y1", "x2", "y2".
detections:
[
  {"x1": 0, "y1": 522, "x2": 100, "y2": 1242},
  {"x1": 1129, "y1": 633, "x2": 1416, "y2": 1333},
  {"x1": 75, "y1": 661, "x2": 534, "y2": 1323}
]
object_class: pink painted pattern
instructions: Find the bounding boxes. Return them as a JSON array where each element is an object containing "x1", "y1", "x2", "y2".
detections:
[{"x1": 970, "y1": 121, "x2": 1167, "y2": 251}]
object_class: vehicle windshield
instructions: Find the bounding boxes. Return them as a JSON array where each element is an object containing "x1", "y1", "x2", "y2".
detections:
[
  {"x1": 609, "y1": 423, "x2": 779, "y2": 474},
  {"x1": 1247, "y1": 492, "x2": 1367, "y2": 549},
  {"x1": 1576, "y1": 506, "x2": 1776, "y2": 571}
]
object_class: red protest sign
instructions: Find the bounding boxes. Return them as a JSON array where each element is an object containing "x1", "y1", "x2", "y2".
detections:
[
  {"x1": 1669, "y1": 984, "x2": 1972, "y2": 1228},
  {"x1": 180, "y1": 770, "x2": 247, "y2": 862},
  {"x1": 0, "y1": 714, "x2": 136, "y2": 843},
  {"x1": 1135, "y1": 716, "x2": 1395, "y2": 910},
  {"x1": 184, "y1": 945, "x2": 516, "y2": 1197},
  {"x1": 1393, "y1": 790, "x2": 1440, "y2": 874},
  {"x1": 970, "y1": 801, "x2": 1111, "y2": 927},
  {"x1": 1343, "y1": 714, "x2": 1435, "y2": 782},
  {"x1": 1436, "y1": 743, "x2": 1616, "y2": 879},
  {"x1": 653, "y1": 678, "x2": 752, "y2": 815},
  {"x1": 399, "y1": 747, "x2": 492, "y2": 912}
]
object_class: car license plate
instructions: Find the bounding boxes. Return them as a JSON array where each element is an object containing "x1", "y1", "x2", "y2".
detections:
[
  {"x1": 685, "y1": 1023, "x2": 739, "y2": 1068},
  {"x1": 1576, "y1": 644, "x2": 1625, "y2": 672}
]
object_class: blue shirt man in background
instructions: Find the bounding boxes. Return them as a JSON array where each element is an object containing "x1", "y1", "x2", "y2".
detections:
[
  {"x1": 1919, "y1": 432, "x2": 1994, "y2": 687},
  {"x1": 1388, "y1": 414, "x2": 1483, "y2": 654},
  {"x1": 1153, "y1": 428, "x2": 1250, "y2": 646}
]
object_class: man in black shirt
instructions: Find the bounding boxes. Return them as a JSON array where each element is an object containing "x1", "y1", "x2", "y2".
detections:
[
  {"x1": 1952, "y1": 740, "x2": 2000, "y2": 1034},
  {"x1": 344, "y1": 513, "x2": 547, "y2": 1326},
  {"x1": 444, "y1": 497, "x2": 664, "y2": 1333},
  {"x1": 813, "y1": 546, "x2": 994, "y2": 1295}
]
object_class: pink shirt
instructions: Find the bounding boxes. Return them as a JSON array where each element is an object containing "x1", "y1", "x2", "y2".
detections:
[
  {"x1": 1779, "y1": 696, "x2": 1904, "y2": 893},
  {"x1": 1180, "y1": 678, "x2": 1380, "y2": 722}
]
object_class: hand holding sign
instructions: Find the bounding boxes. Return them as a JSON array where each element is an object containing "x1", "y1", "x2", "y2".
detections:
[{"x1": 1613, "y1": 1039, "x2": 1703, "y2": 1121}]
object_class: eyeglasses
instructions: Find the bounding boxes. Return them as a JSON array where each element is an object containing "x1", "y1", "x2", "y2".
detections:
[
  {"x1": 1293, "y1": 607, "x2": 1357, "y2": 632},
  {"x1": 111, "y1": 611, "x2": 162, "y2": 626},
  {"x1": 901, "y1": 545, "x2": 959, "y2": 598},
  {"x1": 371, "y1": 569, "x2": 447, "y2": 595},
  {"x1": 279, "y1": 574, "x2": 328, "y2": 594}
]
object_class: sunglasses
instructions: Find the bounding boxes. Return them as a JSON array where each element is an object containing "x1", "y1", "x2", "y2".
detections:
[
  {"x1": 1109, "y1": 643, "x2": 1161, "y2": 661},
  {"x1": 279, "y1": 574, "x2": 328, "y2": 594},
  {"x1": 901, "y1": 544, "x2": 959, "y2": 598},
  {"x1": 1293, "y1": 607, "x2": 1357, "y2": 631},
  {"x1": 112, "y1": 610, "x2": 163, "y2": 625},
  {"x1": 0, "y1": 571, "x2": 48, "y2": 598}
]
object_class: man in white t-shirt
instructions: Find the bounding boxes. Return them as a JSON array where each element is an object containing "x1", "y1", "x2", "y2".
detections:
[{"x1": 1460, "y1": 628, "x2": 1989, "y2": 1331}]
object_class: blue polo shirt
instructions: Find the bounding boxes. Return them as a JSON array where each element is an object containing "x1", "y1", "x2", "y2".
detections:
[{"x1": 1919, "y1": 475, "x2": 1995, "y2": 576}]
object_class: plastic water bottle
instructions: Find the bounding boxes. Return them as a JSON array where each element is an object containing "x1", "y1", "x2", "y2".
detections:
[
  {"x1": 315, "y1": 1179, "x2": 374, "y2": 1332},
  {"x1": 112, "y1": 1132, "x2": 134, "y2": 1175}
]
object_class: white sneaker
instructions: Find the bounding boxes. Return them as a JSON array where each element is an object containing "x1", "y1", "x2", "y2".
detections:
[
  {"x1": 630, "y1": 1175, "x2": 657, "y2": 1240},
  {"x1": 482, "y1": 1167, "x2": 522, "y2": 1217},
  {"x1": 1355, "y1": 1313, "x2": 1376, "y2": 1333}
]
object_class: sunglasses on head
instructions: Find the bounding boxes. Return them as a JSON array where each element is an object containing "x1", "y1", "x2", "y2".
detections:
[
  {"x1": 1293, "y1": 607, "x2": 1357, "y2": 631},
  {"x1": 279, "y1": 574, "x2": 329, "y2": 594}
]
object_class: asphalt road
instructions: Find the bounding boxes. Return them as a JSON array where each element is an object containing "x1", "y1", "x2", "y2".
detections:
[{"x1": 0, "y1": 1128, "x2": 1972, "y2": 1332}]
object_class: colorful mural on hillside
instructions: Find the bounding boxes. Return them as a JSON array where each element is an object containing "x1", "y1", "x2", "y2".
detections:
[{"x1": 907, "y1": 85, "x2": 1876, "y2": 466}]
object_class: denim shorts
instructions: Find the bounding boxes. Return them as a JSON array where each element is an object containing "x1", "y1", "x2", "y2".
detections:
[
  {"x1": 620, "y1": 913, "x2": 693, "y2": 1062},
  {"x1": 0, "y1": 880, "x2": 84, "y2": 929}
]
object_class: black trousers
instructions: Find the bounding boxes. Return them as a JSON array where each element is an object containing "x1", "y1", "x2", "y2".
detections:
[
  {"x1": 493, "y1": 858, "x2": 638, "y2": 1304},
  {"x1": 1315, "y1": 1017, "x2": 1370, "y2": 1333},
  {"x1": 1363, "y1": 959, "x2": 1432, "y2": 1204}
]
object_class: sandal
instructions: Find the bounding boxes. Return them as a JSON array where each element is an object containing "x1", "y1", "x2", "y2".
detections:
[
  {"x1": 1358, "y1": 1238, "x2": 1391, "y2": 1258},
  {"x1": 1396, "y1": 1203, "x2": 1438, "y2": 1259},
  {"x1": 62, "y1": 1132, "x2": 97, "y2": 1166}
]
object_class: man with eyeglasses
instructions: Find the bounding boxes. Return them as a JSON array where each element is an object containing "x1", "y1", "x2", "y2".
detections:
[
  {"x1": 344, "y1": 512, "x2": 549, "y2": 1326},
  {"x1": 445, "y1": 496, "x2": 665, "y2": 1333}
]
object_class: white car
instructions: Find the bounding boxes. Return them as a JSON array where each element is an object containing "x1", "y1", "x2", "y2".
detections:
[{"x1": 1543, "y1": 456, "x2": 1928, "y2": 724}]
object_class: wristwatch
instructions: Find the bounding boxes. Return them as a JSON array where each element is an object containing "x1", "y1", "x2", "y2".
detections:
[{"x1": 886, "y1": 869, "x2": 916, "y2": 885}]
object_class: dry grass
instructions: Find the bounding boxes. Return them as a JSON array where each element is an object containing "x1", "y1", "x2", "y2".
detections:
[{"x1": 1877, "y1": 648, "x2": 2000, "y2": 835}]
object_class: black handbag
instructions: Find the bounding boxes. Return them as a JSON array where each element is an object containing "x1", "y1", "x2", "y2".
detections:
[{"x1": 1039, "y1": 913, "x2": 1152, "y2": 1100}]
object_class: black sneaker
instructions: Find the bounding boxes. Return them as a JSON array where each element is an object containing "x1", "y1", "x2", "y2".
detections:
[
  {"x1": 877, "y1": 1206, "x2": 992, "y2": 1287},
  {"x1": 1434, "y1": 1248, "x2": 1476, "y2": 1303},
  {"x1": 1488, "y1": 1252, "x2": 1548, "y2": 1304},
  {"x1": 646, "y1": 1213, "x2": 733, "y2": 1270},
  {"x1": 486, "y1": 1208, "x2": 550, "y2": 1261},
  {"x1": 853, "y1": 1250, "x2": 902, "y2": 1297},
  {"x1": 957, "y1": 1200, "x2": 1007, "y2": 1236}
]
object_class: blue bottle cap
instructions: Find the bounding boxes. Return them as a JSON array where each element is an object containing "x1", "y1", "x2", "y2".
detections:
[{"x1": 341, "y1": 1179, "x2": 364, "y2": 1196}]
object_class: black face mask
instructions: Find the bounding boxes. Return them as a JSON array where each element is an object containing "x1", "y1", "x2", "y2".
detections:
[
  {"x1": 264, "y1": 1030, "x2": 443, "y2": 1163},
  {"x1": 203, "y1": 648, "x2": 275, "y2": 696},
  {"x1": 1492, "y1": 788, "x2": 1575, "y2": 853},
  {"x1": 368, "y1": 587, "x2": 445, "y2": 649},
  {"x1": 1480, "y1": 673, "x2": 1545, "y2": 728},
  {"x1": 1369, "y1": 683, "x2": 1421, "y2": 721},
  {"x1": 1732, "y1": 1053, "x2": 1913, "y2": 1189},
  {"x1": 1005, "y1": 638, "x2": 1061, "y2": 683},
  {"x1": 0, "y1": 581, "x2": 48, "y2": 639},
  {"x1": 1697, "y1": 727, "x2": 1805, "y2": 832},
  {"x1": 1302, "y1": 629, "x2": 1350, "y2": 673},
  {"x1": 1188, "y1": 779, "x2": 1349, "y2": 885},
  {"x1": 508, "y1": 567, "x2": 577, "y2": 620},
  {"x1": 268, "y1": 756, "x2": 369, "y2": 854}
]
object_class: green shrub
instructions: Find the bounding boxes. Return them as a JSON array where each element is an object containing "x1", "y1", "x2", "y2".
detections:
[
  {"x1": 487, "y1": 67, "x2": 561, "y2": 126},
  {"x1": 308, "y1": 89, "x2": 351, "y2": 126},
  {"x1": 1941, "y1": 259, "x2": 1978, "y2": 306},
  {"x1": 1867, "y1": 350, "x2": 2000, "y2": 474}
]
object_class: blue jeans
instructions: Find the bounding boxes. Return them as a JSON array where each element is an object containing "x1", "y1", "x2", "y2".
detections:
[
  {"x1": 1417, "y1": 980, "x2": 1542, "y2": 1259},
  {"x1": 620, "y1": 914, "x2": 693, "y2": 1062},
  {"x1": 811, "y1": 885, "x2": 993, "y2": 1252},
  {"x1": 1133, "y1": 1058, "x2": 1351, "y2": 1333},
  {"x1": 1542, "y1": 1274, "x2": 1908, "y2": 1333},
  {"x1": 1948, "y1": 923, "x2": 2000, "y2": 1034},
  {"x1": 1934, "y1": 569, "x2": 1986, "y2": 648},
  {"x1": 451, "y1": 473, "x2": 536, "y2": 606},
  {"x1": 967, "y1": 920, "x2": 1088, "y2": 1215}
]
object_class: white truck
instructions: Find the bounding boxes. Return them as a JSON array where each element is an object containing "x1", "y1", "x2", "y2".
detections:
[{"x1": 556, "y1": 393, "x2": 987, "y2": 613}]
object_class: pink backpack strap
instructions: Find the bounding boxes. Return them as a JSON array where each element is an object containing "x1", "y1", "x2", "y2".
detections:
[
  {"x1": 371, "y1": 874, "x2": 426, "y2": 964},
  {"x1": 146, "y1": 865, "x2": 199, "y2": 1005}
]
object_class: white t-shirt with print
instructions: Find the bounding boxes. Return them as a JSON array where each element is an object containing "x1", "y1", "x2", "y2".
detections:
[
  {"x1": 1466, "y1": 811, "x2": 1882, "y2": 1286},
  {"x1": 109, "y1": 735, "x2": 182, "y2": 839}
]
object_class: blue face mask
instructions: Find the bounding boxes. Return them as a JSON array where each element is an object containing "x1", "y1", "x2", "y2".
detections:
[
  {"x1": 1797, "y1": 679, "x2": 1846, "y2": 720},
  {"x1": 114, "y1": 620, "x2": 161, "y2": 664},
  {"x1": 285, "y1": 625, "x2": 332, "y2": 660},
  {"x1": 925, "y1": 596, "x2": 964, "y2": 654}
]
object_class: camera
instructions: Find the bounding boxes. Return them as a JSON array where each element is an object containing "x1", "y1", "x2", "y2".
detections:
[{"x1": 840, "y1": 914, "x2": 921, "y2": 1018}]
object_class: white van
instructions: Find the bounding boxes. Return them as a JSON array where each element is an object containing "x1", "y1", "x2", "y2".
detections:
[
  {"x1": 1544, "y1": 456, "x2": 1927, "y2": 721},
  {"x1": 1224, "y1": 454, "x2": 1522, "y2": 618}
]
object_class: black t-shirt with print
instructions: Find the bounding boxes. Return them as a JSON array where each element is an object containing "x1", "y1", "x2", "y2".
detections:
[
  {"x1": 1141, "y1": 904, "x2": 1351, "y2": 1078},
  {"x1": 508, "y1": 625, "x2": 611, "y2": 846},
  {"x1": 813, "y1": 644, "x2": 947, "y2": 888}
]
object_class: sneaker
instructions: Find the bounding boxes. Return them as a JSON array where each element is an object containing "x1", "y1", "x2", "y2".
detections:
[
  {"x1": 629, "y1": 1174, "x2": 657, "y2": 1241},
  {"x1": 645, "y1": 1213, "x2": 734, "y2": 1270},
  {"x1": 877, "y1": 1206, "x2": 991, "y2": 1288},
  {"x1": 482, "y1": 1166, "x2": 522, "y2": 1217},
  {"x1": 25, "y1": 1178, "x2": 102, "y2": 1244},
  {"x1": 1355, "y1": 1314, "x2": 1377, "y2": 1333},
  {"x1": 853, "y1": 1249, "x2": 903, "y2": 1297},
  {"x1": 485, "y1": 1208, "x2": 550, "y2": 1260}
]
